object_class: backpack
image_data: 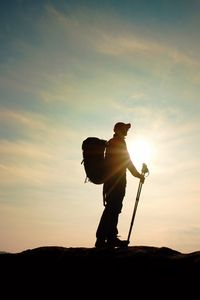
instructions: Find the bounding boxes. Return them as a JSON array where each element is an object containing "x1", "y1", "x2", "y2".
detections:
[{"x1": 81, "y1": 137, "x2": 107, "y2": 184}]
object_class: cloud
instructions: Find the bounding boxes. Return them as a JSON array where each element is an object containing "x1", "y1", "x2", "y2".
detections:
[
  {"x1": 0, "y1": 109, "x2": 47, "y2": 131},
  {"x1": 1, "y1": 3, "x2": 199, "y2": 115},
  {"x1": 0, "y1": 137, "x2": 82, "y2": 189},
  {"x1": 44, "y1": 5, "x2": 200, "y2": 70},
  {"x1": 95, "y1": 32, "x2": 199, "y2": 67},
  {"x1": 0, "y1": 106, "x2": 84, "y2": 189}
]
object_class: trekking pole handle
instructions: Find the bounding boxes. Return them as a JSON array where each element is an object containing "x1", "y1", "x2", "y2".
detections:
[{"x1": 141, "y1": 163, "x2": 149, "y2": 177}]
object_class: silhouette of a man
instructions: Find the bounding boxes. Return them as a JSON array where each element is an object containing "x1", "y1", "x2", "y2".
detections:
[{"x1": 95, "y1": 122, "x2": 145, "y2": 248}]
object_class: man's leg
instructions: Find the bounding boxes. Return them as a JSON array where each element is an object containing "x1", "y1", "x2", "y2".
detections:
[{"x1": 95, "y1": 204, "x2": 119, "y2": 247}]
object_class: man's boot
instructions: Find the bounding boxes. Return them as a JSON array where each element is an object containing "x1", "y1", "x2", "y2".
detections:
[{"x1": 107, "y1": 237, "x2": 129, "y2": 248}]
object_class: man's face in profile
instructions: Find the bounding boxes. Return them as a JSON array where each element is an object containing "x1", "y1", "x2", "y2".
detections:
[{"x1": 118, "y1": 127, "x2": 129, "y2": 137}]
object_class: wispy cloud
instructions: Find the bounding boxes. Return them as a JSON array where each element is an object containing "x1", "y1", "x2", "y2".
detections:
[
  {"x1": 1, "y1": 3, "x2": 199, "y2": 113},
  {"x1": 0, "y1": 109, "x2": 47, "y2": 131},
  {"x1": 95, "y1": 32, "x2": 200, "y2": 67},
  {"x1": 44, "y1": 5, "x2": 200, "y2": 69},
  {"x1": 0, "y1": 136, "x2": 81, "y2": 189}
]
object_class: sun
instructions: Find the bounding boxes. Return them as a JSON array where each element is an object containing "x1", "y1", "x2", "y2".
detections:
[{"x1": 127, "y1": 137, "x2": 155, "y2": 169}]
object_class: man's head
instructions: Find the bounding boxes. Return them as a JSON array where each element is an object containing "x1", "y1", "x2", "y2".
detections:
[{"x1": 113, "y1": 122, "x2": 131, "y2": 137}]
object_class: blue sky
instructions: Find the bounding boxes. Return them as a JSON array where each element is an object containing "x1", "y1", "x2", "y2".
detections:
[{"x1": 0, "y1": 0, "x2": 200, "y2": 253}]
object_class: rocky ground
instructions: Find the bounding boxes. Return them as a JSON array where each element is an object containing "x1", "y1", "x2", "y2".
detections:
[{"x1": 1, "y1": 245, "x2": 199, "y2": 297}]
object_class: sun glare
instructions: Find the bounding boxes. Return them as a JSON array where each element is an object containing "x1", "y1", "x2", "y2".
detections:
[{"x1": 128, "y1": 137, "x2": 155, "y2": 169}]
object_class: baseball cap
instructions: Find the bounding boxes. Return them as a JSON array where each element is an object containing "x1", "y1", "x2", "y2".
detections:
[{"x1": 114, "y1": 122, "x2": 131, "y2": 132}]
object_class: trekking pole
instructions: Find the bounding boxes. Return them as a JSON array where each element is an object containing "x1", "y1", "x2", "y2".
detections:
[{"x1": 127, "y1": 163, "x2": 149, "y2": 244}]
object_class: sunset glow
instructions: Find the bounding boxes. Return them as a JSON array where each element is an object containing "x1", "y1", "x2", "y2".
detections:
[{"x1": 128, "y1": 137, "x2": 155, "y2": 169}]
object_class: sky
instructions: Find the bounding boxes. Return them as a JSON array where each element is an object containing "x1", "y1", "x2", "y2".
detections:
[{"x1": 0, "y1": 0, "x2": 200, "y2": 254}]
